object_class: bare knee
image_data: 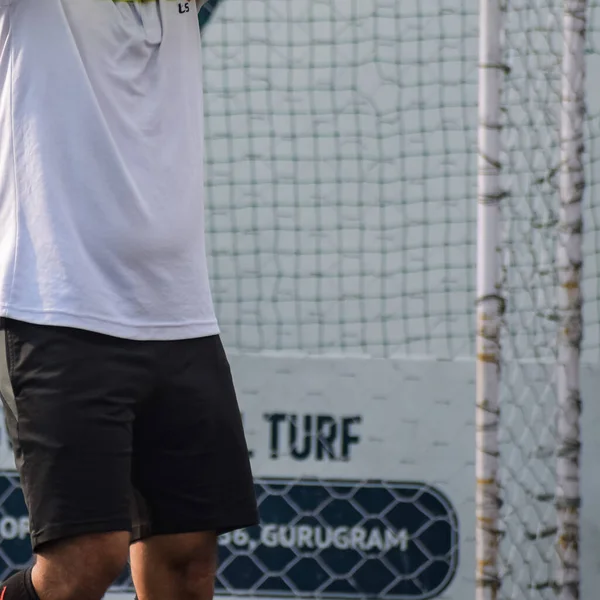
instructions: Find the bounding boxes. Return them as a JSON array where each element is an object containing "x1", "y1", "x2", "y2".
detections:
[
  {"x1": 33, "y1": 531, "x2": 130, "y2": 600},
  {"x1": 131, "y1": 531, "x2": 217, "y2": 600},
  {"x1": 167, "y1": 531, "x2": 216, "y2": 573},
  {"x1": 178, "y1": 539, "x2": 217, "y2": 597}
]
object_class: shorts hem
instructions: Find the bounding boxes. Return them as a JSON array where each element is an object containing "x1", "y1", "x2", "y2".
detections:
[
  {"x1": 131, "y1": 512, "x2": 260, "y2": 543},
  {"x1": 30, "y1": 519, "x2": 133, "y2": 552}
]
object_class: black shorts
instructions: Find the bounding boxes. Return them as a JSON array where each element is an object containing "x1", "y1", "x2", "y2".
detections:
[{"x1": 0, "y1": 318, "x2": 258, "y2": 551}]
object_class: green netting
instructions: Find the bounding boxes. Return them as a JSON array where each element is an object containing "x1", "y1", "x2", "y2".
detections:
[
  {"x1": 498, "y1": 1, "x2": 599, "y2": 598},
  {"x1": 200, "y1": 7, "x2": 600, "y2": 596},
  {"x1": 501, "y1": 0, "x2": 600, "y2": 366},
  {"x1": 201, "y1": 0, "x2": 479, "y2": 358},
  {"x1": 201, "y1": 0, "x2": 600, "y2": 364}
]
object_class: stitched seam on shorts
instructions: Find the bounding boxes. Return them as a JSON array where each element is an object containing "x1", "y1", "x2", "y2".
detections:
[
  {"x1": 0, "y1": 324, "x2": 17, "y2": 420},
  {"x1": 5, "y1": 327, "x2": 16, "y2": 383}
]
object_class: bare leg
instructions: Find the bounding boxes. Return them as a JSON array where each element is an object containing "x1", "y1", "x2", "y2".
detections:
[
  {"x1": 130, "y1": 531, "x2": 217, "y2": 600},
  {"x1": 31, "y1": 531, "x2": 130, "y2": 600}
]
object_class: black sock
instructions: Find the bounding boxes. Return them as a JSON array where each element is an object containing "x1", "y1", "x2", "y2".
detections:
[{"x1": 0, "y1": 567, "x2": 40, "y2": 600}]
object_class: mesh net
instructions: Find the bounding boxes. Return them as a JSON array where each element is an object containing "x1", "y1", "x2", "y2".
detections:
[
  {"x1": 203, "y1": 0, "x2": 479, "y2": 359},
  {"x1": 498, "y1": 1, "x2": 599, "y2": 597},
  {"x1": 200, "y1": 1, "x2": 600, "y2": 598},
  {"x1": 202, "y1": 0, "x2": 600, "y2": 361}
]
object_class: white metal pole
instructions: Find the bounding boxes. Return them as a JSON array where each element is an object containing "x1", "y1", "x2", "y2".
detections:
[
  {"x1": 556, "y1": 1, "x2": 585, "y2": 598},
  {"x1": 476, "y1": 1, "x2": 504, "y2": 599}
]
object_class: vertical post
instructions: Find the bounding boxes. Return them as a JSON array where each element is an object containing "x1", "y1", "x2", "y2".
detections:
[
  {"x1": 556, "y1": 1, "x2": 585, "y2": 598},
  {"x1": 476, "y1": 0, "x2": 504, "y2": 599}
]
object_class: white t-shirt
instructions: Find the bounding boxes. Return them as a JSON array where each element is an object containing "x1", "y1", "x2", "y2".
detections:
[{"x1": 0, "y1": 0, "x2": 219, "y2": 340}]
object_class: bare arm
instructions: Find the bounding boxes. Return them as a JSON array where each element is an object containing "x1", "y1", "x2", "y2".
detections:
[{"x1": 198, "y1": 0, "x2": 224, "y2": 31}]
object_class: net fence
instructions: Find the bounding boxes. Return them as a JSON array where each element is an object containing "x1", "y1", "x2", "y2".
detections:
[
  {"x1": 498, "y1": 1, "x2": 599, "y2": 597},
  {"x1": 202, "y1": 0, "x2": 600, "y2": 364},
  {"x1": 203, "y1": 0, "x2": 479, "y2": 359},
  {"x1": 200, "y1": 1, "x2": 600, "y2": 599}
]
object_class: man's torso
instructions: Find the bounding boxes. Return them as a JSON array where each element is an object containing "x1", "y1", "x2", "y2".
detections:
[{"x1": 0, "y1": 0, "x2": 218, "y2": 340}]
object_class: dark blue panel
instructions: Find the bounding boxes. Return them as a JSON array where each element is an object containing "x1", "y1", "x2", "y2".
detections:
[
  {"x1": 215, "y1": 479, "x2": 459, "y2": 600},
  {"x1": 0, "y1": 475, "x2": 459, "y2": 599}
]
